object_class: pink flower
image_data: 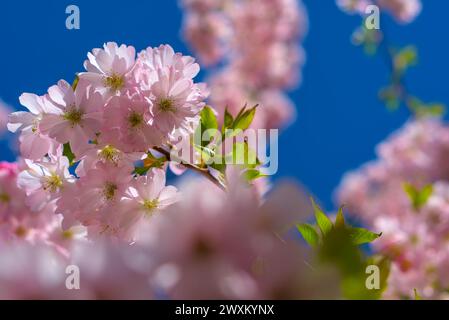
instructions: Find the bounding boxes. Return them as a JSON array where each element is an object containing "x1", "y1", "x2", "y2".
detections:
[
  {"x1": 137, "y1": 44, "x2": 200, "y2": 80},
  {"x1": 0, "y1": 162, "x2": 58, "y2": 243},
  {"x1": 377, "y1": 0, "x2": 422, "y2": 24},
  {"x1": 79, "y1": 42, "x2": 136, "y2": 98},
  {"x1": 138, "y1": 169, "x2": 316, "y2": 299},
  {"x1": 17, "y1": 154, "x2": 74, "y2": 212},
  {"x1": 102, "y1": 94, "x2": 163, "y2": 152},
  {"x1": 8, "y1": 93, "x2": 57, "y2": 160},
  {"x1": 0, "y1": 241, "x2": 155, "y2": 299},
  {"x1": 90, "y1": 168, "x2": 180, "y2": 242},
  {"x1": 0, "y1": 99, "x2": 12, "y2": 135},
  {"x1": 57, "y1": 162, "x2": 133, "y2": 236},
  {"x1": 39, "y1": 80, "x2": 104, "y2": 156},
  {"x1": 337, "y1": 119, "x2": 449, "y2": 299},
  {"x1": 147, "y1": 66, "x2": 206, "y2": 135},
  {"x1": 74, "y1": 143, "x2": 143, "y2": 178},
  {"x1": 337, "y1": 0, "x2": 422, "y2": 24}
]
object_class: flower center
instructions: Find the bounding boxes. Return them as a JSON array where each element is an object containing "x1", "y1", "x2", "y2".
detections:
[
  {"x1": 128, "y1": 111, "x2": 144, "y2": 128},
  {"x1": 15, "y1": 226, "x2": 28, "y2": 238},
  {"x1": 62, "y1": 229, "x2": 74, "y2": 239},
  {"x1": 63, "y1": 107, "x2": 84, "y2": 127},
  {"x1": 43, "y1": 173, "x2": 63, "y2": 193},
  {"x1": 104, "y1": 73, "x2": 125, "y2": 91},
  {"x1": 0, "y1": 192, "x2": 10, "y2": 203},
  {"x1": 99, "y1": 145, "x2": 122, "y2": 164},
  {"x1": 158, "y1": 98, "x2": 175, "y2": 112},
  {"x1": 103, "y1": 182, "x2": 118, "y2": 201},
  {"x1": 142, "y1": 199, "x2": 159, "y2": 214}
]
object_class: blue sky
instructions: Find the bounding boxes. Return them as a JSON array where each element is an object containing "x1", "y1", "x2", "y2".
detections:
[{"x1": 0, "y1": 0, "x2": 447, "y2": 209}]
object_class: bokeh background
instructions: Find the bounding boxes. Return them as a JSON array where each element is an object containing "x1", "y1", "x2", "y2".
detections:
[{"x1": 0, "y1": 0, "x2": 447, "y2": 209}]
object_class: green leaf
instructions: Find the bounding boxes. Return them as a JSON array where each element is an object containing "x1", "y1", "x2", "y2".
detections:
[
  {"x1": 242, "y1": 169, "x2": 267, "y2": 182},
  {"x1": 403, "y1": 183, "x2": 433, "y2": 210},
  {"x1": 133, "y1": 166, "x2": 151, "y2": 176},
  {"x1": 348, "y1": 227, "x2": 381, "y2": 245},
  {"x1": 223, "y1": 108, "x2": 234, "y2": 130},
  {"x1": 407, "y1": 97, "x2": 446, "y2": 118},
  {"x1": 297, "y1": 223, "x2": 320, "y2": 247},
  {"x1": 200, "y1": 106, "x2": 218, "y2": 131},
  {"x1": 311, "y1": 198, "x2": 333, "y2": 235},
  {"x1": 226, "y1": 141, "x2": 260, "y2": 169},
  {"x1": 72, "y1": 75, "x2": 79, "y2": 90},
  {"x1": 414, "y1": 288, "x2": 422, "y2": 300},
  {"x1": 63, "y1": 143, "x2": 76, "y2": 166},
  {"x1": 232, "y1": 105, "x2": 257, "y2": 132},
  {"x1": 394, "y1": 46, "x2": 418, "y2": 72},
  {"x1": 335, "y1": 206, "x2": 345, "y2": 228}
]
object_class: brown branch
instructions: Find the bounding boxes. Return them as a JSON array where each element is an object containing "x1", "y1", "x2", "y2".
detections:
[{"x1": 152, "y1": 146, "x2": 227, "y2": 192}]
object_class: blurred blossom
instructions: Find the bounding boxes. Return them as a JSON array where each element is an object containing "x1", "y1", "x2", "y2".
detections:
[
  {"x1": 337, "y1": 119, "x2": 449, "y2": 299},
  {"x1": 337, "y1": 0, "x2": 422, "y2": 23},
  {"x1": 0, "y1": 241, "x2": 154, "y2": 299},
  {"x1": 138, "y1": 169, "x2": 337, "y2": 299},
  {"x1": 0, "y1": 99, "x2": 12, "y2": 136},
  {"x1": 181, "y1": 0, "x2": 307, "y2": 130}
]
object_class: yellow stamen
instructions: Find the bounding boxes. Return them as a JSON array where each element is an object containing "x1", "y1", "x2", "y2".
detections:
[
  {"x1": 103, "y1": 182, "x2": 118, "y2": 201},
  {"x1": 0, "y1": 192, "x2": 10, "y2": 203},
  {"x1": 158, "y1": 98, "x2": 175, "y2": 112},
  {"x1": 104, "y1": 73, "x2": 124, "y2": 91},
  {"x1": 63, "y1": 107, "x2": 84, "y2": 127},
  {"x1": 142, "y1": 199, "x2": 159, "y2": 215},
  {"x1": 43, "y1": 173, "x2": 63, "y2": 193}
]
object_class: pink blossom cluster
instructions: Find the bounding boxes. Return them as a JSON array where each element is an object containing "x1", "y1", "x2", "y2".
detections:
[
  {"x1": 0, "y1": 41, "x2": 329, "y2": 299},
  {"x1": 337, "y1": 0, "x2": 422, "y2": 23},
  {"x1": 0, "y1": 164, "x2": 331, "y2": 299},
  {"x1": 7, "y1": 42, "x2": 208, "y2": 242},
  {"x1": 181, "y1": 0, "x2": 308, "y2": 130},
  {"x1": 337, "y1": 119, "x2": 449, "y2": 299}
]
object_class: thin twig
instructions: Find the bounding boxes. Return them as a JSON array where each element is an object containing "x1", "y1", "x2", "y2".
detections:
[{"x1": 153, "y1": 146, "x2": 227, "y2": 192}]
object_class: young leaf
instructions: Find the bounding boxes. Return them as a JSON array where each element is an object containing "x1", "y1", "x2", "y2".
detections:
[
  {"x1": 242, "y1": 169, "x2": 266, "y2": 182},
  {"x1": 348, "y1": 227, "x2": 381, "y2": 245},
  {"x1": 335, "y1": 205, "x2": 345, "y2": 228},
  {"x1": 414, "y1": 288, "x2": 422, "y2": 300},
  {"x1": 297, "y1": 223, "x2": 320, "y2": 247},
  {"x1": 403, "y1": 183, "x2": 433, "y2": 210},
  {"x1": 232, "y1": 105, "x2": 257, "y2": 132},
  {"x1": 72, "y1": 75, "x2": 79, "y2": 90},
  {"x1": 311, "y1": 198, "x2": 333, "y2": 235},
  {"x1": 200, "y1": 106, "x2": 218, "y2": 131},
  {"x1": 63, "y1": 143, "x2": 76, "y2": 166},
  {"x1": 223, "y1": 108, "x2": 234, "y2": 130},
  {"x1": 133, "y1": 166, "x2": 151, "y2": 176}
]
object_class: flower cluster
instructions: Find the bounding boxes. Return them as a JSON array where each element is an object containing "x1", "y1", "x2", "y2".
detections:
[
  {"x1": 337, "y1": 0, "x2": 422, "y2": 24},
  {"x1": 0, "y1": 164, "x2": 333, "y2": 299},
  {"x1": 181, "y1": 0, "x2": 307, "y2": 130},
  {"x1": 7, "y1": 42, "x2": 209, "y2": 241},
  {"x1": 337, "y1": 119, "x2": 449, "y2": 299}
]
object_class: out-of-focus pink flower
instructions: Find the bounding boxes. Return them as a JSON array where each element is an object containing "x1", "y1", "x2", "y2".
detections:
[
  {"x1": 337, "y1": 119, "x2": 449, "y2": 299},
  {"x1": 180, "y1": 0, "x2": 306, "y2": 130},
  {"x1": 137, "y1": 169, "x2": 316, "y2": 299},
  {"x1": 377, "y1": 0, "x2": 422, "y2": 23},
  {"x1": 0, "y1": 241, "x2": 155, "y2": 299},
  {"x1": 0, "y1": 99, "x2": 12, "y2": 135},
  {"x1": 337, "y1": 0, "x2": 422, "y2": 24}
]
